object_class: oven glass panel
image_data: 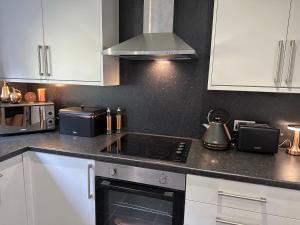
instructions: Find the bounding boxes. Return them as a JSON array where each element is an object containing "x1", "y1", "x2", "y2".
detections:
[{"x1": 96, "y1": 180, "x2": 175, "y2": 225}]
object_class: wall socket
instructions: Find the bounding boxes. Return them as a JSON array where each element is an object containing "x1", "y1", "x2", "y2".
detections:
[{"x1": 233, "y1": 120, "x2": 256, "y2": 131}]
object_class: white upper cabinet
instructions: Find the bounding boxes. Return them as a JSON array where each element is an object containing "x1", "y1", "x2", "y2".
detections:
[
  {"x1": 42, "y1": 0, "x2": 119, "y2": 85},
  {"x1": 0, "y1": 156, "x2": 28, "y2": 225},
  {"x1": 23, "y1": 152, "x2": 95, "y2": 225},
  {"x1": 283, "y1": 0, "x2": 300, "y2": 88},
  {"x1": 0, "y1": 0, "x2": 119, "y2": 86},
  {"x1": 208, "y1": 0, "x2": 295, "y2": 93},
  {"x1": 42, "y1": 0, "x2": 103, "y2": 83},
  {"x1": 0, "y1": 0, "x2": 44, "y2": 82}
]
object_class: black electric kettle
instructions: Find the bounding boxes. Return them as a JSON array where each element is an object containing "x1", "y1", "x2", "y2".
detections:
[{"x1": 202, "y1": 109, "x2": 231, "y2": 150}]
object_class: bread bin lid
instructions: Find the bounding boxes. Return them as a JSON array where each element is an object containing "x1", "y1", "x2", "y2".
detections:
[{"x1": 59, "y1": 106, "x2": 106, "y2": 118}]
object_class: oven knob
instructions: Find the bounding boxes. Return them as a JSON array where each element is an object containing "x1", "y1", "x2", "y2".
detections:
[
  {"x1": 109, "y1": 168, "x2": 117, "y2": 176},
  {"x1": 159, "y1": 175, "x2": 168, "y2": 184}
]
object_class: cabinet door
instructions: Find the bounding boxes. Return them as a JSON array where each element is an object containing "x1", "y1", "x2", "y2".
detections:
[
  {"x1": 186, "y1": 174, "x2": 300, "y2": 220},
  {"x1": 41, "y1": 0, "x2": 102, "y2": 83},
  {"x1": 284, "y1": 0, "x2": 300, "y2": 88},
  {"x1": 208, "y1": 0, "x2": 291, "y2": 90},
  {"x1": 23, "y1": 152, "x2": 95, "y2": 225},
  {"x1": 0, "y1": 0, "x2": 44, "y2": 81},
  {"x1": 0, "y1": 156, "x2": 28, "y2": 225},
  {"x1": 184, "y1": 200, "x2": 300, "y2": 225}
]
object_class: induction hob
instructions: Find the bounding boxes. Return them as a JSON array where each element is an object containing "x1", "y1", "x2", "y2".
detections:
[{"x1": 101, "y1": 133, "x2": 192, "y2": 163}]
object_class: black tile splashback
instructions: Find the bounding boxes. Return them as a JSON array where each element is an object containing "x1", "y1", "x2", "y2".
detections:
[{"x1": 26, "y1": 0, "x2": 300, "y2": 139}]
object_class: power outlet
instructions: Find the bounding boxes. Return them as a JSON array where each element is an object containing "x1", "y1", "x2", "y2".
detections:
[{"x1": 233, "y1": 120, "x2": 256, "y2": 131}]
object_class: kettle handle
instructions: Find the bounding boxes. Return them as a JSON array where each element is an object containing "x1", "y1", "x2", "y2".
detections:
[
  {"x1": 223, "y1": 124, "x2": 232, "y2": 141},
  {"x1": 207, "y1": 108, "x2": 231, "y2": 124}
]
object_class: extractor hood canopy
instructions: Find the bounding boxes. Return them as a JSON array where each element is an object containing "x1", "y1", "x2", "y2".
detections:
[{"x1": 103, "y1": 0, "x2": 197, "y2": 60}]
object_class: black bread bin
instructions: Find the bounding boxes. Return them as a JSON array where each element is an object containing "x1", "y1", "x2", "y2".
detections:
[{"x1": 59, "y1": 106, "x2": 106, "y2": 137}]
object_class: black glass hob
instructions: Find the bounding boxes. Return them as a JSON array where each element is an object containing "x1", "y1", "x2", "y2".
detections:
[{"x1": 101, "y1": 133, "x2": 192, "y2": 163}]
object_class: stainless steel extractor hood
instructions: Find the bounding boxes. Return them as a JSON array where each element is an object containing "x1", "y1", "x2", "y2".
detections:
[{"x1": 103, "y1": 0, "x2": 196, "y2": 60}]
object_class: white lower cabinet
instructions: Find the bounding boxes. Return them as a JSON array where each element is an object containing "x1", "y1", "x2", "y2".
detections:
[
  {"x1": 0, "y1": 155, "x2": 28, "y2": 225},
  {"x1": 186, "y1": 175, "x2": 300, "y2": 220},
  {"x1": 184, "y1": 200, "x2": 300, "y2": 225},
  {"x1": 23, "y1": 151, "x2": 95, "y2": 225},
  {"x1": 185, "y1": 174, "x2": 300, "y2": 225}
]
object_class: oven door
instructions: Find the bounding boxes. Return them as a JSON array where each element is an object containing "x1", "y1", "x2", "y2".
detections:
[{"x1": 96, "y1": 177, "x2": 185, "y2": 225}]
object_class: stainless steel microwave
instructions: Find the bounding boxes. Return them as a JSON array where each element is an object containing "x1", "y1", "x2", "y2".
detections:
[{"x1": 0, "y1": 102, "x2": 55, "y2": 135}]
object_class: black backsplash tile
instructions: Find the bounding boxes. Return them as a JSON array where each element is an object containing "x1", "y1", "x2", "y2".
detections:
[{"x1": 27, "y1": 0, "x2": 300, "y2": 139}]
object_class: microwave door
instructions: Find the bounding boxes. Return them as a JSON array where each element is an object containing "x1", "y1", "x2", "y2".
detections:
[
  {"x1": 0, "y1": 105, "x2": 47, "y2": 134},
  {"x1": 0, "y1": 106, "x2": 26, "y2": 134},
  {"x1": 0, "y1": 103, "x2": 54, "y2": 135}
]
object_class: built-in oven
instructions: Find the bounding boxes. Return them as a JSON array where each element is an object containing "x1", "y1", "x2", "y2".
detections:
[{"x1": 95, "y1": 162, "x2": 186, "y2": 225}]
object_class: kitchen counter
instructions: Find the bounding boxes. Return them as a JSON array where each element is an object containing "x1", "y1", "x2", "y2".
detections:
[{"x1": 1, "y1": 131, "x2": 300, "y2": 190}]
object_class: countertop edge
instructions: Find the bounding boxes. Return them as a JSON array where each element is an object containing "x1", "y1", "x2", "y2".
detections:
[
  {"x1": 0, "y1": 147, "x2": 29, "y2": 162},
  {"x1": 0, "y1": 146, "x2": 296, "y2": 191}
]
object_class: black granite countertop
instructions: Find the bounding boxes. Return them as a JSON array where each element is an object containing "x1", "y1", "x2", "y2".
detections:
[{"x1": 1, "y1": 131, "x2": 300, "y2": 190}]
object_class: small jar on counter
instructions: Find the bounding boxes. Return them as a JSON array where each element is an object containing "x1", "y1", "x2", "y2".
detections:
[{"x1": 37, "y1": 88, "x2": 47, "y2": 102}]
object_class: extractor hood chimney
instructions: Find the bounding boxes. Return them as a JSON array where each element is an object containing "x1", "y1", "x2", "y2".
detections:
[{"x1": 103, "y1": 0, "x2": 196, "y2": 60}]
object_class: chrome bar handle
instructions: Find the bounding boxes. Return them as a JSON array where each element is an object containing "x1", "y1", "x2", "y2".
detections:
[
  {"x1": 216, "y1": 217, "x2": 253, "y2": 225},
  {"x1": 44, "y1": 45, "x2": 51, "y2": 77},
  {"x1": 88, "y1": 164, "x2": 93, "y2": 199},
  {"x1": 286, "y1": 40, "x2": 296, "y2": 86},
  {"x1": 37, "y1": 45, "x2": 44, "y2": 76},
  {"x1": 274, "y1": 40, "x2": 284, "y2": 86},
  {"x1": 218, "y1": 191, "x2": 267, "y2": 203}
]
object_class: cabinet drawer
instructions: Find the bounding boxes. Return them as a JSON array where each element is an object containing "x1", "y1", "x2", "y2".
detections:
[
  {"x1": 184, "y1": 200, "x2": 300, "y2": 225},
  {"x1": 186, "y1": 175, "x2": 300, "y2": 220}
]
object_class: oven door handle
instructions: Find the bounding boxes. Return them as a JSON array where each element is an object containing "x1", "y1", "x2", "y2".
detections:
[{"x1": 99, "y1": 180, "x2": 175, "y2": 201}]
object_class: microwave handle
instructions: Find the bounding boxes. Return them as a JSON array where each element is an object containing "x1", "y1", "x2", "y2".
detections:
[{"x1": 99, "y1": 180, "x2": 174, "y2": 201}]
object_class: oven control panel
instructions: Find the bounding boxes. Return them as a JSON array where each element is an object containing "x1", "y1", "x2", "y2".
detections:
[{"x1": 95, "y1": 161, "x2": 186, "y2": 191}]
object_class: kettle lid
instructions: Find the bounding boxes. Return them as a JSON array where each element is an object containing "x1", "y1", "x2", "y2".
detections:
[{"x1": 207, "y1": 109, "x2": 231, "y2": 124}]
